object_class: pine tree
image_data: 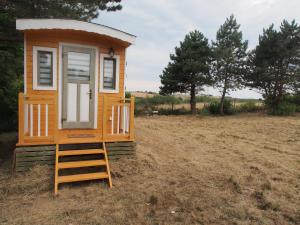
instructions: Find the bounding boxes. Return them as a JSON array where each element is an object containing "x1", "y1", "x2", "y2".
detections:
[
  {"x1": 160, "y1": 30, "x2": 212, "y2": 114},
  {"x1": 212, "y1": 15, "x2": 248, "y2": 115},
  {"x1": 245, "y1": 20, "x2": 300, "y2": 108}
]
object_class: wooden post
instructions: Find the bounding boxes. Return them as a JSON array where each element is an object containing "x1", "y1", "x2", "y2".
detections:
[
  {"x1": 54, "y1": 144, "x2": 59, "y2": 195},
  {"x1": 53, "y1": 93, "x2": 58, "y2": 143},
  {"x1": 129, "y1": 96, "x2": 135, "y2": 140},
  {"x1": 102, "y1": 96, "x2": 107, "y2": 141},
  {"x1": 18, "y1": 93, "x2": 24, "y2": 145}
]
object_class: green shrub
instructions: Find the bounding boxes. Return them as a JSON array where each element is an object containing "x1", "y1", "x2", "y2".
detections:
[
  {"x1": 125, "y1": 91, "x2": 131, "y2": 98},
  {"x1": 271, "y1": 102, "x2": 296, "y2": 116},
  {"x1": 237, "y1": 101, "x2": 264, "y2": 113},
  {"x1": 204, "y1": 101, "x2": 219, "y2": 114},
  {"x1": 182, "y1": 95, "x2": 216, "y2": 103},
  {"x1": 204, "y1": 99, "x2": 234, "y2": 115},
  {"x1": 200, "y1": 107, "x2": 211, "y2": 115},
  {"x1": 135, "y1": 106, "x2": 190, "y2": 116},
  {"x1": 283, "y1": 94, "x2": 300, "y2": 105},
  {"x1": 158, "y1": 107, "x2": 190, "y2": 115},
  {"x1": 148, "y1": 95, "x2": 182, "y2": 105},
  {"x1": 135, "y1": 97, "x2": 154, "y2": 116},
  {"x1": 134, "y1": 95, "x2": 184, "y2": 116},
  {"x1": 0, "y1": 43, "x2": 23, "y2": 133}
]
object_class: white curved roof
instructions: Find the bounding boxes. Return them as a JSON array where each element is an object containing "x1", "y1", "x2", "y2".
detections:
[{"x1": 16, "y1": 19, "x2": 136, "y2": 44}]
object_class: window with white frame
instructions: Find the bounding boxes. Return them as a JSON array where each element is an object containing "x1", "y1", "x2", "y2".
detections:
[
  {"x1": 100, "y1": 54, "x2": 119, "y2": 93},
  {"x1": 33, "y1": 46, "x2": 57, "y2": 90}
]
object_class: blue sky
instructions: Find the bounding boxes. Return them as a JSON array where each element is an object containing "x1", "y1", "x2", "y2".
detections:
[{"x1": 94, "y1": 0, "x2": 300, "y2": 99}]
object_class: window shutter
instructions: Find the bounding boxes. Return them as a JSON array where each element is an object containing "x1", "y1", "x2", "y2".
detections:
[
  {"x1": 103, "y1": 58, "x2": 116, "y2": 89},
  {"x1": 38, "y1": 51, "x2": 53, "y2": 86}
]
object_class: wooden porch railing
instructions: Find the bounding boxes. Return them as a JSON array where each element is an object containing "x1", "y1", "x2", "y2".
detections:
[
  {"x1": 18, "y1": 93, "x2": 134, "y2": 145},
  {"x1": 18, "y1": 93, "x2": 57, "y2": 145},
  {"x1": 102, "y1": 96, "x2": 135, "y2": 141}
]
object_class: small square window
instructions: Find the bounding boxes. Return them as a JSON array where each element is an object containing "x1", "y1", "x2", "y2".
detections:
[
  {"x1": 37, "y1": 51, "x2": 53, "y2": 86},
  {"x1": 103, "y1": 58, "x2": 116, "y2": 90}
]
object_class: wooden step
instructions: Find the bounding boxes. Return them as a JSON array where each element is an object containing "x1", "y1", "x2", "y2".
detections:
[
  {"x1": 57, "y1": 172, "x2": 109, "y2": 183},
  {"x1": 58, "y1": 149, "x2": 105, "y2": 156},
  {"x1": 58, "y1": 160, "x2": 106, "y2": 169}
]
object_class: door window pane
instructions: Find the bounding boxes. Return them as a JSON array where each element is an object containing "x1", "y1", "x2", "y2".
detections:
[
  {"x1": 38, "y1": 51, "x2": 53, "y2": 86},
  {"x1": 68, "y1": 52, "x2": 90, "y2": 81},
  {"x1": 103, "y1": 58, "x2": 116, "y2": 89}
]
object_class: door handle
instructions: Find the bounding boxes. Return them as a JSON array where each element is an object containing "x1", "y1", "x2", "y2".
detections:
[{"x1": 87, "y1": 89, "x2": 92, "y2": 100}]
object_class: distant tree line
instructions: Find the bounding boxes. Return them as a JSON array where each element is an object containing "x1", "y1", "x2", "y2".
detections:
[
  {"x1": 160, "y1": 15, "x2": 300, "y2": 115},
  {"x1": 0, "y1": 0, "x2": 122, "y2": 132}
]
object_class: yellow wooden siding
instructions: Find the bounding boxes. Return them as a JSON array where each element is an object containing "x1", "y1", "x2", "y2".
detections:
[{"x1": 25, "y1": 30, "x2": 127, "y2": 138}]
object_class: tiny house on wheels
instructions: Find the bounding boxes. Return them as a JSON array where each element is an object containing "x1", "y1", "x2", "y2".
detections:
[{"x1": 15, "y1": 19, "x2": 136, "y2": 194}]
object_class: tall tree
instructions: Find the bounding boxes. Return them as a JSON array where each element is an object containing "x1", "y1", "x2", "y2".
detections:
[
  {"x1": 160, "y1": 30, "x2": 212, "y2": 114},
  {"x1": 245, "y1": 20, "x2": 300, "y2": 108},
  {"x1": 0, "y1": 0, "x2": 122, "y2": 132},
  {"x1": 212, "y1": 15, "x2": 248, "y2": 115}
]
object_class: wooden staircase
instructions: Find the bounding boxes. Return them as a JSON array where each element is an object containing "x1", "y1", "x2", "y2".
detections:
[{"x1": 54, "y1": 142, "x2": 112, "y2": 195}]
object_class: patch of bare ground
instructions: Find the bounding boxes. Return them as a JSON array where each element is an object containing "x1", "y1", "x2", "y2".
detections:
[{"x1": 0, "y1": 114, "x2": 299, "y2": 225}]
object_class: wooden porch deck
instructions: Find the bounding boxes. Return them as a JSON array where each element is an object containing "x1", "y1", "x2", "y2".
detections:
[{"x1": 17, "y1": 93, "x2": 135, "y2": 146}]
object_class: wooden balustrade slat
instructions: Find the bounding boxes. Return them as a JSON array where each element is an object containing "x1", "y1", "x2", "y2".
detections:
[
  {"x1": 25, "y1": 104, "x2": 29, "y2": 133},
  {"x1": 123, "y1": 105, "x2": 126, "y2": 134},
  {"x1": 111, "y1": 105, "x2": 114, "y2": 135},
  {"x1": 30, "y1": 104, "x2": 33, "y2": 137},
  {"x1": 37, "y1": 104, "x2": 41, "y2": 137},
  {"x1": 18, "y1": 93, "x2": 25, "y2": 145},
  {"x1": 45, "y1": 104, "x2": 48, "y2": 136},
  {"x1": 126, "y1": 106, "x2": 130, "y2": 133},
  {"x1": 129, "y1": 96, "x2": 135, "y2": 140},
  {"x1": 117, "y1": 105, "x2": 120, "y2": 134}
]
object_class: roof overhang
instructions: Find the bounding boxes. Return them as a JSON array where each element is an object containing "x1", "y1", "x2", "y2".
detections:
[{"x1": 16, "y1": 19, "x2": 136, "y2": 45}]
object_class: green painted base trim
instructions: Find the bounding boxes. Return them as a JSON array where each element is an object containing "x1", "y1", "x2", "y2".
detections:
[{"x1": 14, "y1": 141, "x2": 136, "y2": 172}]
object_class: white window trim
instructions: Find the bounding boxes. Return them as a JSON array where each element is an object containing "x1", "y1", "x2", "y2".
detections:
[
  {"x1": 100, "y1": 53, "x2": 120, "y2": 93},
  {"x1": 32, "y1": 46, "x2": 57, "y2": 90}
]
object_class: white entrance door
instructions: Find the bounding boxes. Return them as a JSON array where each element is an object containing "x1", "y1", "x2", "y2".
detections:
[{"x1": 62, "y1": 46, "x2": 95, "y2": 129}]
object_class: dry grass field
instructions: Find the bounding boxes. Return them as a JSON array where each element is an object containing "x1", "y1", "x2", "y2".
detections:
[{"x1": 0, "y1": 114, "x2": 299, "y2": 225}]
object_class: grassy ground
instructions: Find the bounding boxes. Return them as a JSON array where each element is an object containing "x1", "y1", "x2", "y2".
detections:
[{"x1": 0, "y1": 114, "x2": 299, "y2": 225}]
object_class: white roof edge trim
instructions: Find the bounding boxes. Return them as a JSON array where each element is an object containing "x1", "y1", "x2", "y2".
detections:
[{"x1": 16, "y1": 19, "x2": 136, "y2": 45}]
